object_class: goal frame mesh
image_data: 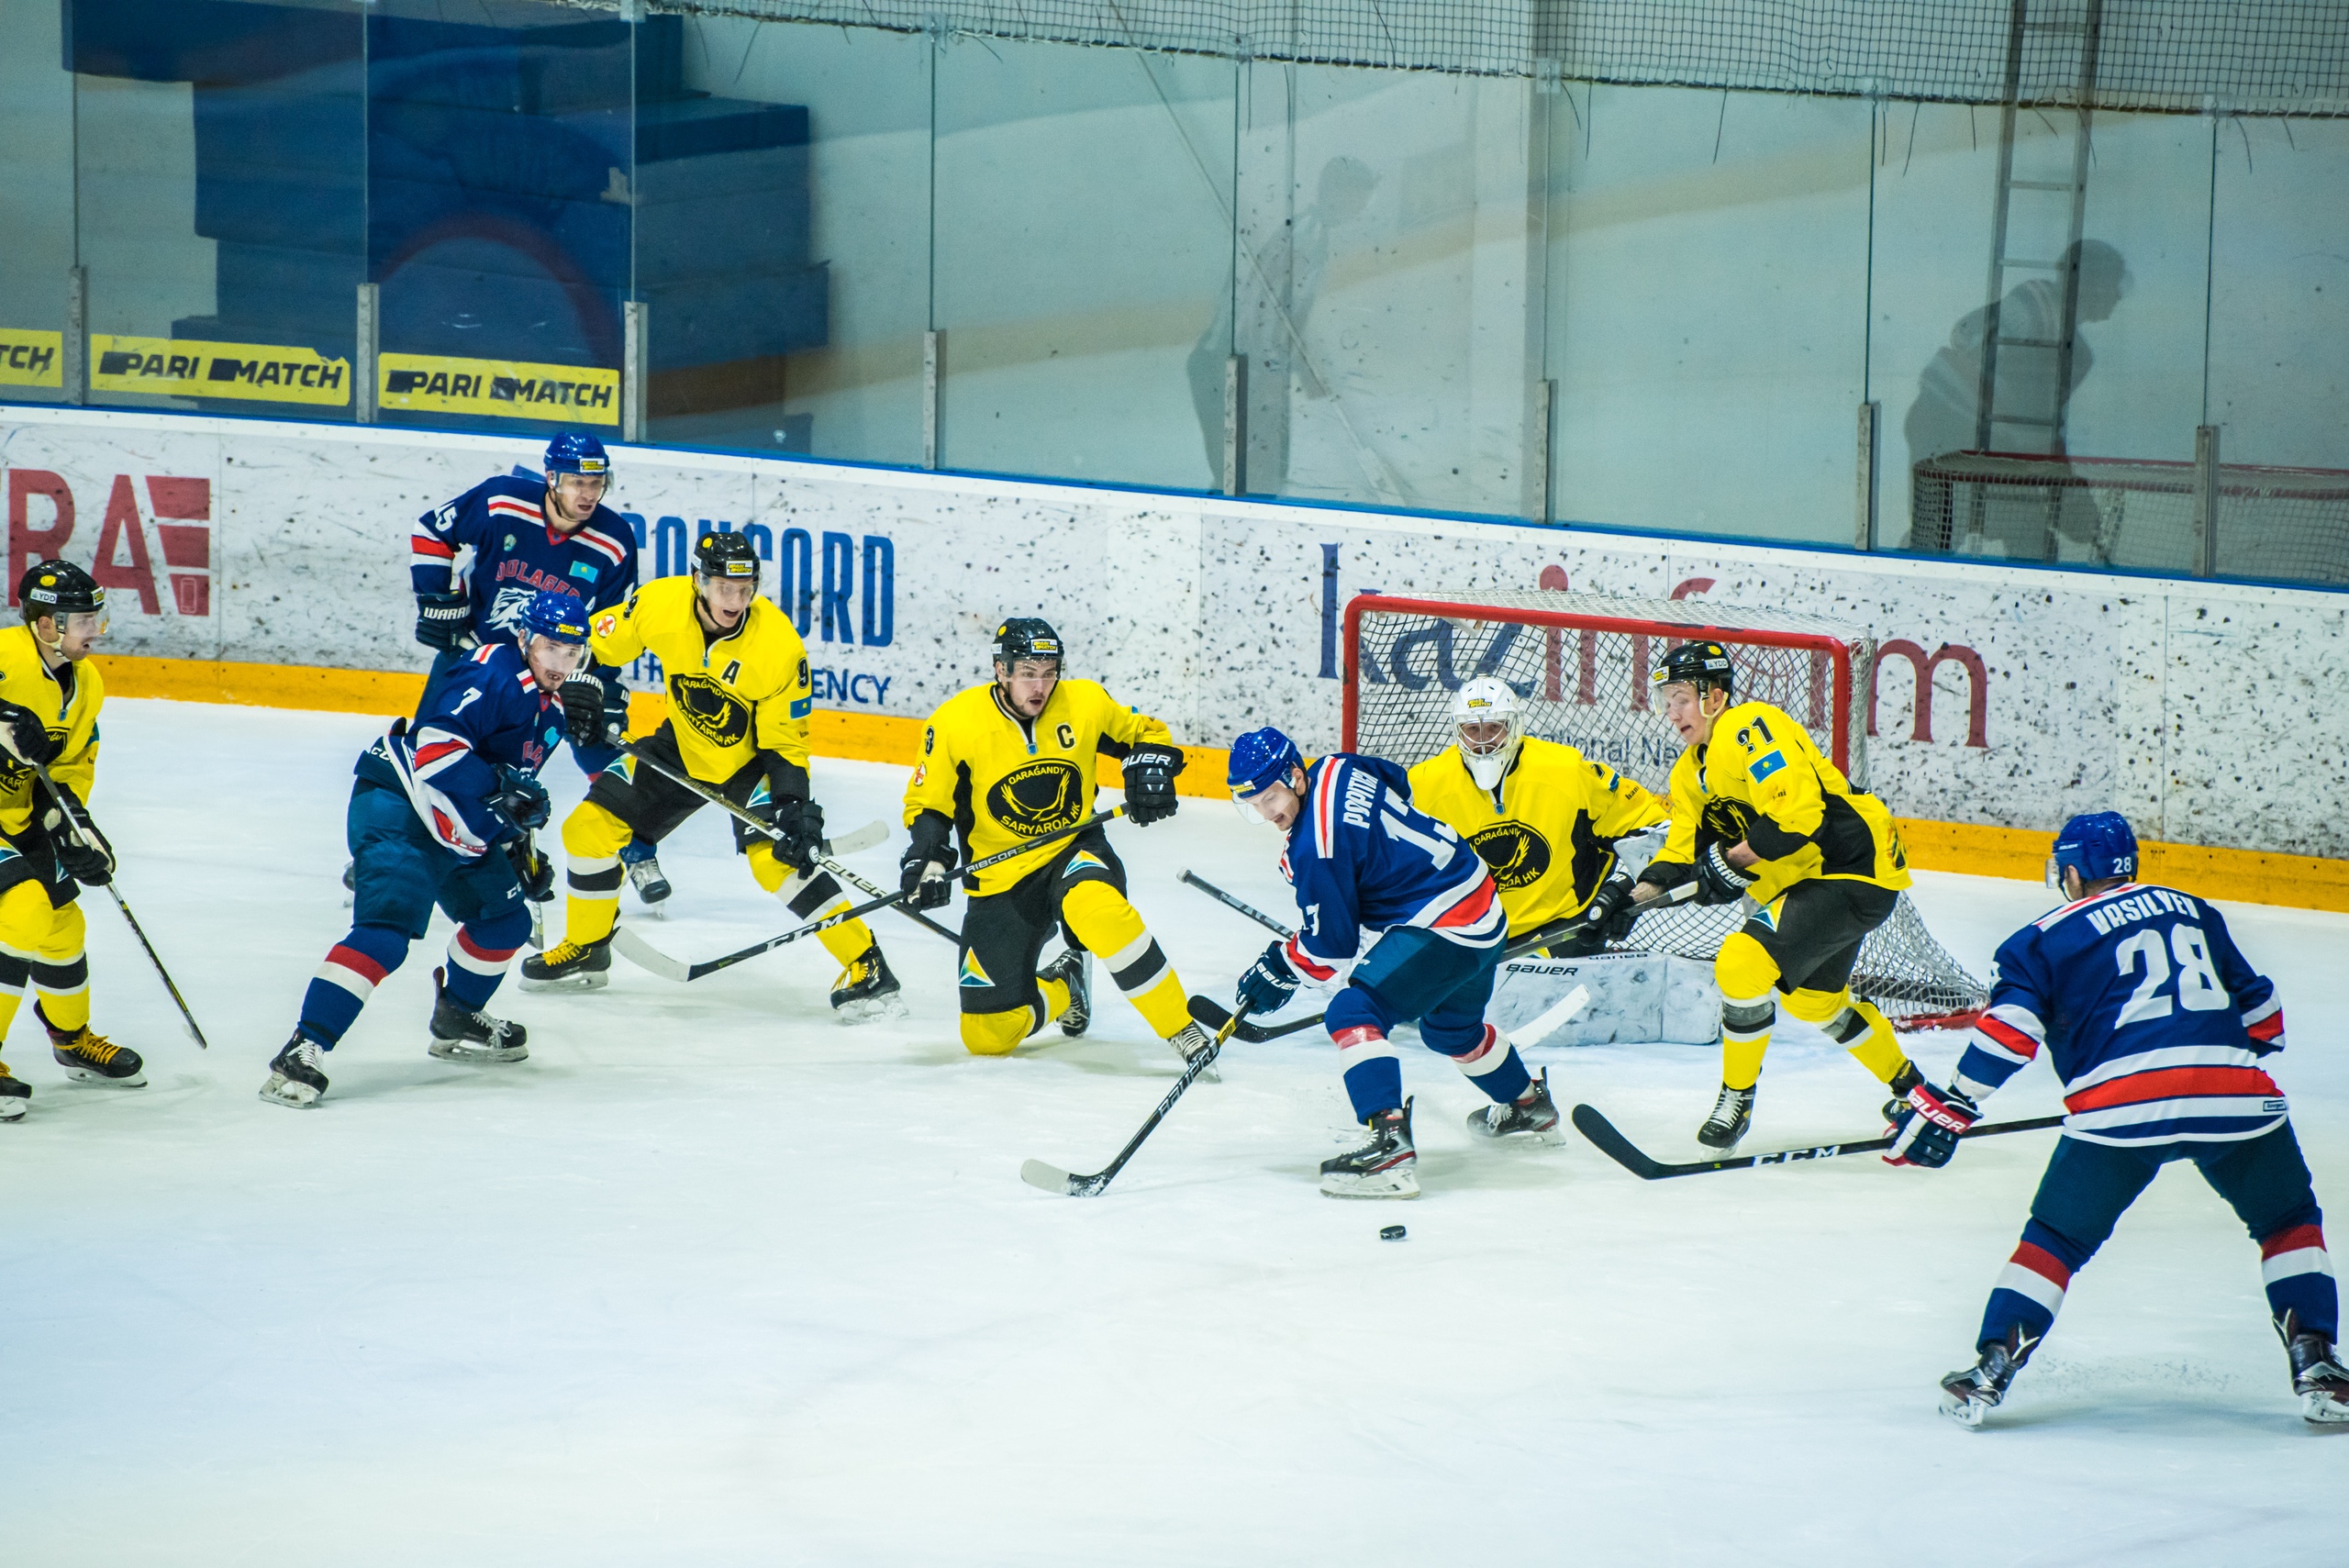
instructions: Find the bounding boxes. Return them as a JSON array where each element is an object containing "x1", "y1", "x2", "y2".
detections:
[{"x1": 1340, "y1": 589, "x2": 1987, "y2": 1026}]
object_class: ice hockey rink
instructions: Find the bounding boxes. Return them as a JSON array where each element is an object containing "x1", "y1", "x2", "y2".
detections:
[{"x1": 6, "y1": 695, "x2": 2342, "y2": 1567}]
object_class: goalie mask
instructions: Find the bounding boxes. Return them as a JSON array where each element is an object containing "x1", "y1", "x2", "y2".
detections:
[{"x1": 1450, "y1": 677, "x2": 1523, "y2": 791}]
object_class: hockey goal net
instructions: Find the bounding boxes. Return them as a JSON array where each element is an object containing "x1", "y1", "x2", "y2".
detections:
[
  {"x1": 1910, "y1": 450, "x2": 2349, "y2": 584},
  {"x1": 1341, "y1": 589, "x2": 1987, "y2": 1026}
]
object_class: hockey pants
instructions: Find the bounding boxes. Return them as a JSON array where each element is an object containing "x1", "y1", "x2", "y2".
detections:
[
  {"x1": 1323, "y1": 928, "x2": 1527, "y2": 1122},
  {"x1": 1714, "y1": 880, "x2": 1909, "y2": 1091}
]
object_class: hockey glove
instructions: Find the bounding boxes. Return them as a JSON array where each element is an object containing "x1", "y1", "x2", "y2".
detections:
[
  {"x1": 561, "y1": 669, "x2": 613, "y2": 750},
  {"x1": 1235, "y1": 940, "x2": 1301, "y2": 1017},
  {"x1": 505, "y1": 838, "x2": 556, "y2": 902},
  {"x1": 43, "y1": 785, "x2": 114, "y2": 885},
  {"x1": 487, "y1": 765, "x2": 551, "y2": 834},
  {"x1": 768, "y1": 795, "x2": 825, "y2": 876},
  {"x1": 414, "y1": 590, "x2": 473, "y2": 651},
  {"x1": 1121, "y1": 744, "x2": 1185, "y2": 827},
  {"x1": 1884, "y1": 1082, "x2": 1981, "y2": 1169},
  {"x1": 1582, "y1": 871, "x2": 1639, "y2": 944},
  {"x1": 1693, "y1": 841, "x2": 1757, "y2": 906},
  {"x1": 900, "y1": 812, "x2": 955, "y2": 910},
  {"x1": 0, "y1": 699, "x2": 61, "y2": 768}
]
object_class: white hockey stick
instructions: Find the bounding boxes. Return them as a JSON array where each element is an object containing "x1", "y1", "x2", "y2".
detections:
[{"x1": 1509, "y1": 984, "x2": 1590, "y2": 1051}]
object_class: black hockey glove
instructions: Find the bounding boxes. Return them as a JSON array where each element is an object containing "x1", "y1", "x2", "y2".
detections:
[
  {"x1": 1121, "y1": 744, "x2": 1185, "y2": 827},
  {"x1": 900, "y1": 812, "x2": 955, "y2": 910},
  {"x1": 560, "y1": 669, "x2": 613, "y2": 750},
  {"x1": 1235, "y1": 940, "x2": 1300, "y2": 1016},
  {"x1": 487, "y1": 764, "x2": 551, "y2": 835},
  {"x1": 1582, "y1": 872, "x2": 1639, "y2": 944},
  {"x1": 414, "y1": 590, "x2": 473, "y2": 651},
  {"x1": 0, "y1": 697, "x2": 61, "y2": 768},
  {"x1": 504, "y1": 838, "x2": 556, "y2": 902},
  {"x1": 1693, "y1": 842, "x2": 1757, "y2": 906},
  {"x1": 43, "y1": 785, "x2": 114, "y2": 886},
  {"x1": 1884, "y1": 1081, "x2": 1981, "y2": 1169},
  {"x1": 767, "y1": 795, "x2": 825, "y2": 876}
]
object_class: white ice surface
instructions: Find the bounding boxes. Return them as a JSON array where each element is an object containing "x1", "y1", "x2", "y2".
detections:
[{"x1": 10, "y1": 698, "x2": 2345, "y2": 1566}]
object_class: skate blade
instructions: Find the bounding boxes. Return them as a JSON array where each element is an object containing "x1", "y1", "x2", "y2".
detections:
[
  {"x1": 258, "y1": 1075, "x2": 321, "y2": 1109},
  {"x1": 519, "y1": 971, "x2": 608, "y2": 994},
  {"x1": 1937, "y1": 1390, "x2": 1989, "y2": 1429},
  {"x1": 427, "y1": 1039, "x2": 529, "y2": 1063},
  {"x1": 834, "y1": 994, "x2": 908, "y2": 1024},
  {"x1": 0, "y1": 1099, "x2": 26, "y2": 1122},
  {"x1": 2303, "y1": 1390, "x2": 2349, "y2": 1425},
  {"x1": 62, "y1": 1067, "x2": 147, "y2": 1088},
  {"x1": 1466, "y1": 1117, "x2": 1563, "y2": 1143},
  {"x1": 1319, "y1": 1172, "x2": 1421, "y2": 1199}
]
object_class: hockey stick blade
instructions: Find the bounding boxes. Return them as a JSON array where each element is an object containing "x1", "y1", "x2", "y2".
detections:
[
  {"x1": 1022, "y1": 1005, "x2": 1246, "y2": 1197},
  {"x1": 820, "y1": 819, "x2": 888, "y2": 859},
  {"x1": 1186, "y1": 995, "x2": 1318, "y2": 1043},
  {"x1": 1569, "y1": 1102, "x2": 2066, "y2": 1180},
  {"x1": 608, "y1": 925, "x2": 691, "y2": 984},
  {"x1": 1019, "y1": 1159, "x2": 1103, "y2": 1197}
]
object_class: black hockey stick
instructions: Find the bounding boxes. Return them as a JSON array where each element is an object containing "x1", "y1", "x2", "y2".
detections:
[
  {"x1": 617, "y1": 807, "x2": 1123, "y2": 983},
  {"x1": 615, "y1": 739, "x2": 957, "y2": 944},
  {"x1": 1568, "y1": 1102, "x2": 2065, "y2": 1180},
  {"x1": 1020, "y1": 1003, "x2": 1249, "y2": 1197},
  {"x1": 31, "y1": 762, "x2": 207, "y2": 1049},
  {"x1": 1181, "y1": 888, "x2": 1689, "y2": 1044},
  {"x1": 1178, "y1": 870, "x2": 1294, "y2": 938}
]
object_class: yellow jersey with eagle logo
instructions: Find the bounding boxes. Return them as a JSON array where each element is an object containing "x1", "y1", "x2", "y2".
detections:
[
  {"x1": 0, "y1": 622, "x2": 102, "y2": 841},
  {"x1": 586, "y1": 575, "x2": 813, "y2": 785},
  {"x1": 1649, "y1": 699, "x2": 1909, "y2": 906},
  {"x1": 906, "y1": 678, "x2": 1174, "y2": 896},
  {"x1": 1408, "y1": 736, "x2": 1664, "y2": 937}
]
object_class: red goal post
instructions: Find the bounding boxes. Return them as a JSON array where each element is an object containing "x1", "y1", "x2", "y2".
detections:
[{"x1": 1339, "y1": 589, "x2": 1986, "y2": 1027}]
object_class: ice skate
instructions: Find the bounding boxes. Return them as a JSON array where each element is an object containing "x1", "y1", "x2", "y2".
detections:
[
  {"x1": 1165, "y1": 1021, "x2": 1221, "y2": 1083},
  {"x1": 1697, "y1": 1082, "x2": 1754, "y2": 1150},
  {"x1": 427, "y1": 968, "x2": 529, "y2": 1062},
  {"x1": 1040, "y1": 947, "x2": 1090, "y2": 1037},
  {"x1": 1319, "y1": 1101, "x2": 1418, "y2": 1198},
  {"x1": 260, "y1": 1032, "x2": 328, "y2": 1109},
  {"x1": 520, "y1": 934, "x2": 612, "y2": 992},
  {"x1": 1882, "y1": 1060, "x2": 1923, "y2": 1125},
  {"x1": 1466, "y1": 1067, "x2": 1559, "y2": 1141},
  {"x1": 2276, "y1": 1310, "x2": 2349, "y2": 1425},
  {"x1": 41, "y1": 1006, "x2": 146, "y2": 1087},
  {"x1": 624, "y1": 847, "x2": 672, "y2": 909},
  {"x1": 830, "y1": 944, "x2": 907, "y2": 1021},
  {"x1": 1938, "y1": 1324, "x2": 2037, "y2": 1429},
  {"x1": 0, "y1": 1060, "x2": 28, "y2": 1121}
]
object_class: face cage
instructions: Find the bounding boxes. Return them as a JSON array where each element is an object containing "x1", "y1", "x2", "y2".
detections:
[{"x1": 1455, "y1": 717, "x2": 1517, "y2": 760}]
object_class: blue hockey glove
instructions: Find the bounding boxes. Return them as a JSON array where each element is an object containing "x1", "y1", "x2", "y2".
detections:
[
  {"x1": 504, "y1": 838, "x2": 555, "y2": 902},
  {"x1": 1884, "y1": 1081, "x2": 1981, "y2": 1169},
  {"x1": 1693, "y1": 841, "x2": 1757, "y2": 906},
  {"x1": 414, "y1": 590, "x2": 473, "y2": 651},
  {"x1": 487, "y1": 765, "x2": 551, "y2": 834},
  {"x1": 1235, "y1": 940, "x2": 1300, "y2": 1016}
]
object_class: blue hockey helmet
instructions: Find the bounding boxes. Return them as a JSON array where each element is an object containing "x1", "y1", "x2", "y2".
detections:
[
  {"x1": 518, "y1": 588, "x2": 591, "y2": 646},
  {"x1": 1228, "y1": 727, "x2": 1303, "y2": 801},
  {"x1": 2048, "y1": 810, "x2": 2138, "y2": 891},
  {"x1": 543, "y1": 431, "x2": 611, "y2": 480}
]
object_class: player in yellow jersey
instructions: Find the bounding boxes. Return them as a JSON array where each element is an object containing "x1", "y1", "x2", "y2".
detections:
[
  {"x1": 1631, "y1": 640, "x2": 1921, "y2": 1150},
  {"x1": 1408, "y1": 677, "x2": 1667, "y2": 952},
  {"x1": 900, "y1": 617, "x2": 1210, "y2": 1063},
  {"x1": 522, "y1": 532, "x2": 898, "y2": 1016},
  {"x1": 0, "y1": 562, "x2": 146, "y2": 1118}
]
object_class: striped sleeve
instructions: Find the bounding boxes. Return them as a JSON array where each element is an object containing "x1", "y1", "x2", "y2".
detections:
[{"x1": 1952, "y1": 931, "x2": 2048, "y2": 1101}]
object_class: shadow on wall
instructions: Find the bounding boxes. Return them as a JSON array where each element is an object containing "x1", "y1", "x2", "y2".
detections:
[{"x1": 1904, "y1": 238, "x2": 2128, "y2": 558}]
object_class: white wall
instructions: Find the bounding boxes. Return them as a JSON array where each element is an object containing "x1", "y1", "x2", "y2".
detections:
[{"x1": 3, "y1": 403, "x2": 2342, "y2": 860}]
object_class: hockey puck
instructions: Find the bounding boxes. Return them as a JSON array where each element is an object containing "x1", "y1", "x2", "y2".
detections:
[{"x1": 1379, "y1": 1224, "x2": 1407, "y2": 1241}]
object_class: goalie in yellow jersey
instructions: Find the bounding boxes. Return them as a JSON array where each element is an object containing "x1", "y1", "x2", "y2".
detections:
[
  {"x1": 899, "y1": 617, "x2": 1212, "y2": 1065},
  {"x1": 522, "y1": 532, "x2": 898, "y2": 1017},
  {"x1": 1631, "y1": 640, "x2": 1922, "y2": 1151},
  {"x1": 1408, "y1": 676, "x2": 1667, "y2": 953}
]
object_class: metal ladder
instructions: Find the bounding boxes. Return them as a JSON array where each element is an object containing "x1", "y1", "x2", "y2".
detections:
[{"x1": 1968, "y1": 0, "x2": 2105, "y2": 557}]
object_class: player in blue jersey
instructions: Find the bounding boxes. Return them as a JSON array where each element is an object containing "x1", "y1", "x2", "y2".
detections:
[
  {"x1": 262, "y1": 592, "x2": 596, "y2": 1108},
  {"x1": 1227, "y1": 727, "x2": 1554, "y2": 1198},
  {"x1": 1888, "y1": 812, "x2": 2348, "y2": 1427},
  {"x1": 406, "y1": 431, "x2": 670, "y2": 906}
]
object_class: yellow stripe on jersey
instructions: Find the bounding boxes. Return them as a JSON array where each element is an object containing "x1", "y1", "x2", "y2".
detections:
[
  {"x1": 1408, "y1": 736, "x2": 1666, "y2": 937},
  {"x1": 586, "y1": 576, "x2": 812, "y2": 785},
  {"x1": 906, "y1": 679, "x2": 1174, "y2": 897},
  {"x1": 1650, "y1": 699, "x2": 1910, "y2": 904},
  {"x1": 0, "y1": 624, "x2": 102, "y2": 840}
]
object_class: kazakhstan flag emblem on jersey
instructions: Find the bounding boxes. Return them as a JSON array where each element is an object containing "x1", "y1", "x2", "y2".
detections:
[{"x1": 958, "y1": 951, "x2": 994, "y2": 988}]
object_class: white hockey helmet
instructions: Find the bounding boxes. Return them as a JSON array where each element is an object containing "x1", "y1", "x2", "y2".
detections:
[{"x1": 1450, "y1": 676, "x2": 1522, "y2": 791}]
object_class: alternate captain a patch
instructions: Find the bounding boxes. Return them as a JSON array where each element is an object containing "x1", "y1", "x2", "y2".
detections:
[{"x1": 958, "y1": 951, "x2": 994, "y2": 989}]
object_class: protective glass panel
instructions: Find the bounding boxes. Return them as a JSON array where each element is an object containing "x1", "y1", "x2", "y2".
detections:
[
  {"x1": 0, "y1": 2, "x2": 76, "y2": 403},
  {"x1": 1547, "y1": 86, "x2": 1872, "y2": 544},
  {"x1": 934, "y1": 39, "x2": 1235, "y2": 490},
  {"x1": 652, "y1": 17, "x2": 929, "y2": 462}
]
